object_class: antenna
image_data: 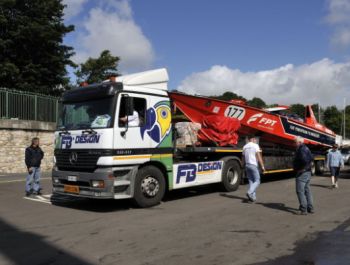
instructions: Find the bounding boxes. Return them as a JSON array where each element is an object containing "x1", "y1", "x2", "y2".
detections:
[{"x1": 344, "y1": 98, "x2": 346, "y2": 139}]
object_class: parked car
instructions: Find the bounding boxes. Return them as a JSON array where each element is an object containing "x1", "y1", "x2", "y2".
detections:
[{"x1": 340, "y1": 148, "x2": 350, "y2": 165}]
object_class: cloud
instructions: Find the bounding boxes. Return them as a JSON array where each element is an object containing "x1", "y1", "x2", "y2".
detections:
[
  {"x1": 325, "y1": 0, "x2": 350, "y2": 48},
  {"x1": 177, "y1": 59, "x2": 350, "y2": 107},
  {"x1": 73, "y1": 0, "x2": 154, "y2": 72},
  {"x1": 63, "y1": 0, "x2": 88, "y2": 20}
]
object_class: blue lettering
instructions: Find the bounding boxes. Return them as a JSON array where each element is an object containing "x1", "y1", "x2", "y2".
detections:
[
  {"x1": 75, "y1": 135, "x2": 101, "y2": 144},
  {"x1": 61, "y1": 136, "x2": 72, "y2": 149},
  {"x1": 176, "y1": 164, "x2": 196, "y2": 184},
  {"x1": 198, "y1": 163, "x2": 203, "y2": 172}
]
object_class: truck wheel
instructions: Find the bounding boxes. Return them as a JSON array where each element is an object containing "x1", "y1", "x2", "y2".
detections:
[
  {"x1": 315, "y1": 160, "x2": 325, "y2": 175},
  {"x1": 219, "y1": 160, "x2": 241, "y2": 192},
  {"x1": 133, "y1": 166, "x2": 165, "y2": 208}
]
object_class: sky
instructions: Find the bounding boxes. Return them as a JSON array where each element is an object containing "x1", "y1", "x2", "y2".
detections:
[{"x1": 63, "y1": 0, "x2": 350, "y2": 107}]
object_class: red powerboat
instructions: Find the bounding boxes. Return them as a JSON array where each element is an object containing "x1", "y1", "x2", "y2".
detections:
[{"x1": 169, "y1": 92, "x2": 336, "y2": 151}]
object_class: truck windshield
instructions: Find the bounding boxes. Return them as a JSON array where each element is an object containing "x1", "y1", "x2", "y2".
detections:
[{"x1": 58, "y1": 97, "x2": 115, "y2": 130}]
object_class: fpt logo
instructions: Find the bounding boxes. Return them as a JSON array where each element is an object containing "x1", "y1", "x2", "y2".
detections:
[
  {"x1": 247, "y1": 113, "x2": 277, "y2": 127},
  {"x1": 247, "y1": 113, "x2": 264, "y2": 124}
]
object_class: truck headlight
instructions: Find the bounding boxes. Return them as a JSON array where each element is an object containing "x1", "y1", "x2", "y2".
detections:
[{"x1": 91, "y1": 180, "x2": 105, "y2": 188}]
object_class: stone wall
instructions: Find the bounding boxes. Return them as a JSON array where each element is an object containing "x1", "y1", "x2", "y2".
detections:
[{"x1": 0, "y1": 120, "x2": 56, "y2": 173}]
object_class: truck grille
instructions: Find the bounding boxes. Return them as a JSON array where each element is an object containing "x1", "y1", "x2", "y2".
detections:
[{"x1": 55, "y1": 149, "x2": 113, "y2": 172}]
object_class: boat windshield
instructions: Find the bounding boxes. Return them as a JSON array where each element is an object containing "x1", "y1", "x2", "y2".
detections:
[{"x1": 57, "y1": 97, "x2": 115, "y2": 130}]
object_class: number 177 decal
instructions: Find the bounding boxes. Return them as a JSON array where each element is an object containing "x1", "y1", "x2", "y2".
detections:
[{"x1": 224, "y1": 105, "x2": 246, "y2": 120}]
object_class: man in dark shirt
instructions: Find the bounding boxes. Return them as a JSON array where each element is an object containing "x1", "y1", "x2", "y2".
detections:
[
  {"x1": 293, "y1": 136, "x2": 314, "y2": 215},
  {"x1": 25, "y1": 137, "x2": 44, "y2": 196}
]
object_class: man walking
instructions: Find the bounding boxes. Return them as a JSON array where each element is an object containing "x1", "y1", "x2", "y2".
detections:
[
  {"x1": 25, "y1": 137, "x2": 44, "y2": 196},
  {"x1": 326, "y1": 144, "x2": 344, "y2": 188},
  {"x1": 242, "y1": 135, "x2": 265, "y2": 202},
  {"x1": 293, "y1": 136, "x2": 314, "y2": 215}
]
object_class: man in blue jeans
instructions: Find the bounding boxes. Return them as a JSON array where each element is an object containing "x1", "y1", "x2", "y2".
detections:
[
  {"x1": 25, "y1": 137, "x2": 44, "y2": 196},
  {"x1": 242, "y1": 135, "x2": 265, "y2": 202},
  {"x1": 293, "y1": 136, "x2": 314, "y2": 215}
]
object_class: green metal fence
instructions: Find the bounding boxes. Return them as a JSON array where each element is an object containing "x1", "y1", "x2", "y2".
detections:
[{"x1": 0, "y1": 88, "x2": 59, "y2": 123}]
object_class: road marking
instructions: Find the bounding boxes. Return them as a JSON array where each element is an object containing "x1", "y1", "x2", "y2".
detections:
[
  {"x1": 23, "y1": 193, "x2": 77, "y2": 205},
  {"x1": 24, "y1": 195, "x2": 52, "y2": 204},
  {"x1": 0, "y1": 177, "x2": 51, "y2": 184}
]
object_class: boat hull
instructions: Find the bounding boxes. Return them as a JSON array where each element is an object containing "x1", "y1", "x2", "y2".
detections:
[{"x1": 170, "y1": 92, "x2": 335, "y2": 151}]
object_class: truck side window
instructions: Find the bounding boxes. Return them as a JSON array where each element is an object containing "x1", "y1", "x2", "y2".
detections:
[{"x1": 119, "y1": 97, "x2": 146, "y2": 127}]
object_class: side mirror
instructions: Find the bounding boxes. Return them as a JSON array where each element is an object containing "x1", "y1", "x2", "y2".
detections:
[{"x1": 125, "y1": 96, "x2": 134, "y2": 116}]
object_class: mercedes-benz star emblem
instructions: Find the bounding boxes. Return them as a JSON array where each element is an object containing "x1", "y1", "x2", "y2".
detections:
[{"x1": 69, "y1": 152, "x2": 78, "y2": 165}]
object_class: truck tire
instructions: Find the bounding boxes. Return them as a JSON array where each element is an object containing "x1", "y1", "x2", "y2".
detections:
[
  {"x1": 315, "y1": 160, "x2": 325, "y2": 176},
  {"x1": 133, "y1": 166, "x2": 166, "y2": 208},
  {"x1": 219, "y1": 160, "x2": 241, "y2": 192}
]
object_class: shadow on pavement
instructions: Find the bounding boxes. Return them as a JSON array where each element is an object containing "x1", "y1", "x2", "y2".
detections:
[
  {"x1": 220, "y1": 193, "x2": 250, "y2": 203},
  {"x1": 51, "y1": 194, "x2": 132, "y2": 212},
  {"x1": 220, "y1": 194, "x2": 299, "y2": 214},
  {"x1": 50, "y1": 186, "x2": 217, "y2": 212},
  {"x1": 310, "y1": 183, "x2": 332, "y2": 189},
  {"x1": 251, "y1": 218, "x2": 350, "y2": 265},
  {"x1": 0, "y1": 218, "x2": 94, "y2": 265},
  {"x1": 163, "y1": 184, "x2": 217, "y2": 202}
]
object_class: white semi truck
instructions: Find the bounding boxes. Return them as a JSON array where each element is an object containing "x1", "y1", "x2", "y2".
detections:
[{"x1": 52, "y1": 68, "x2": 324, "y2": 207}]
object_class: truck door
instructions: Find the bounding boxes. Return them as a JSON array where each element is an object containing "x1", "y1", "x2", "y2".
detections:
[{"x1": 114, "y1": 93, "x2": 150, "y2": 150}]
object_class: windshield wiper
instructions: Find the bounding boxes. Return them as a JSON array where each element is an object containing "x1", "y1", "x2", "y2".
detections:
[
  {"x1": 82, "y1": 128, "x2": 97, "y2": 135},
  {"x1": 58, "y1": 127, "x2": 71, "y2": 136}
]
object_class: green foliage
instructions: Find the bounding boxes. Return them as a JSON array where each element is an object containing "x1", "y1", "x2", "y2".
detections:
[
  {"x1": 0, "y1": 0, "x2": 75, "y2": 95},
  {"x1": 247, "y1": 97, "x2": 266, "y2": 108},
  {"x1": 212, "y1": 91, "x2": 246, "y2": 101},
  {"x1": 289, "y1": 104, "x2": 305, "y2": 118},
  {"x1": 323, "y1": 106, "x2": 342, "y2": 134},
  {"x1": 75, "y1": 50, "x2": 120, "y2": 84}
]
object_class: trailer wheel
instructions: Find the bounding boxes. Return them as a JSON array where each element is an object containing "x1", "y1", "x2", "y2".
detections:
[
  {"x1": 315, "y1": 160, "x2": 325, "y2": 176},
  {"x1": 219, "y1": 160, "x2": 241, "y2": 192},
  {"x1": 133, "y1": 166, "x2": 165, "y2": 208},
  {"x1": 311, "y1": 162, "x2": 316, "y2": 176}
]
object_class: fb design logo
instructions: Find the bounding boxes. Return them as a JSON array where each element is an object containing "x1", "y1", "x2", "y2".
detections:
[
  {"x1": 60, "y1": 134, "x2": 101, "y2": 149},
  {"x1": 141, "y1": 101, "x2": 171, "y2": 143},
  {"x1": 61, "y1": 135, "x2": 73, "y2": 149},
  {"x1": 247, "y1": 113, "x2": 277, "y2": 126},
  {"x1": 176, "y1": 164, "x2": 197, "y2": 184},
  {"x1": 176, "y1": 162, "x2": 223, "y2": 184}
]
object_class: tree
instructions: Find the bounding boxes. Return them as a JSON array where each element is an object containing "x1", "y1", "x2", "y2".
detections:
[
  {"x1": 247, "y1": 97, "x2": 266, "y2": 108},
  {"x1": 75, "y1": 50, "x2": 120, "y2": 84},
  {"x1": 290, "y1": 104, "x2": 305, "y2": 118},
  {"x1": 0, "y1": 0, "x2": 75, "y2": 95},
  {"x1": 213, "y1": 91, "x2": 246, "y2": 102},
  {"x1": 323, "y1": 106, "x2": 342, "y2": 134}
]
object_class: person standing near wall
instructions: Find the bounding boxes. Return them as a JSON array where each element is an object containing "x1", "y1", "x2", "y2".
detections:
[
  {"x1": 326, "y1": 144, "x2": 344, "y2": 188},
  {"x1": 25, "y1": 137, "x2": 44, "y2": 196}
]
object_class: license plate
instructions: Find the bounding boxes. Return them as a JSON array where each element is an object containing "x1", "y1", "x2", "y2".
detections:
[
  {"x1": 64, "y1": 185, "x2": 79, "y2": 194},
  {"x1": 68, "y1": 175, "x2": 77, "y2": 182}
]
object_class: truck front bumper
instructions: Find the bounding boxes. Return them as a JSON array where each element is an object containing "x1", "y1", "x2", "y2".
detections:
[{"x1": 52, "y1": 166, "x2": 137, "y2": 199}]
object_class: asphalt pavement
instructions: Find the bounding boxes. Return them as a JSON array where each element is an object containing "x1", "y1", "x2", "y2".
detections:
[{"x1": 0, "y1": 170, "x2": 349, "y2": 265}]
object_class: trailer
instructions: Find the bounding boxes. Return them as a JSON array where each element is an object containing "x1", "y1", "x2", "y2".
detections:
[{"x1": 52, "y1": 68, "x2": 327, "y2": 207}]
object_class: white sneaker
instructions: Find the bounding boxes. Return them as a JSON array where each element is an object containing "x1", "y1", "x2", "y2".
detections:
[{"x1": 335, "y1": 183, "x2": 339, "y2": 188}]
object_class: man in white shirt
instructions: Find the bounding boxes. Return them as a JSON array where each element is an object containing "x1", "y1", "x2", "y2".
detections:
[
  {"x1": 242, "y1": 135, "x2": 265, "y2": 202},
  {"x1": 120, "y1": 110, "x2": 140, "y2": 126}
]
